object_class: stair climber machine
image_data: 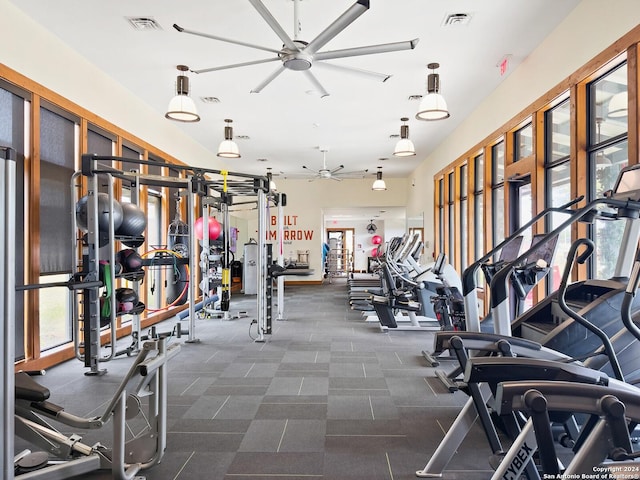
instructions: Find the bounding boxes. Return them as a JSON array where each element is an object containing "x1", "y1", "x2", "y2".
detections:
[
  {"x1": 416, "y1": 237, "x2": 640, "y2": 479},
  {"x1": 423, "y1": 197, "x2": 582, "y2": 369},
  {"x1": 491, "y1": 163, "x2": 640, "y2": 358}
]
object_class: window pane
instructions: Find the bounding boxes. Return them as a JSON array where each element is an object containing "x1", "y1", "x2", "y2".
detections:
[
  {"x1": 547, "y1": 100, "x2": 571, "y2": 163},
  {"x1": 591, "y1": 63, "x2": 627, "y2": 143},
  {"x1": 593, "y1": 140, "x2": 628, "y2": 196},
  {"x1": 492, "y1": 142, "x2": 505, "y2": 185},
  {"x1": 547, "y1": 162, "x2": 571, "y2": 292},
  {"x1": 593, "y1": 140, "x2": 627, "y2": 279},
  {"x1": 460, "y1": 199, "x2": 468, "y2": 269},
  {"x1": 448, "y1": 203, "x2": 455, "y2": 266},
  {"x1": 493, "y1": 186, "x2": 504, "y2": 247},
  {"x1": 514, "y1": 123, "x2": 533, "y2": 160},
  {"x1": 474, "y1": 194, "x2": 484, "y2": 260},
  {"x1": 460, "y1": 164, "x2": 468, "y2": 198},
  {"x1": 40, "y1": 107, "x2": 75, "y2": 274},
  {"x1": 39, "y1": 274, "x2": 72, "y2": 350},
  {"x1": 475, "y1": 153, "x2": 484, "y2": 191}
]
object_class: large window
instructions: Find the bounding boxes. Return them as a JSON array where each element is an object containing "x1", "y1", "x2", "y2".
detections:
[
  {"x1": 39, "y1": 105, "x2": 78, "y2": 350},
  {"x1": 589, "y1": 63, "x2": 628, "y2": 279},
  {"x1": 437, "y1": 178, "x2": 444, "y2": 254},
  {"x1": 459, "y1": 164, "x2": 468, "y2": 270},
  {"x1": 545, "y1": 99, "x2": 572, "y2": 292},
  {"x1": 0, "y1": 83, "x2": 28, "y2": 360},
  {"x1": 491, "y1": 141, "x2": 505, "y2": 248},
  {"x1": 473, "y1": 153, "x2": 484, "y2": 261}
]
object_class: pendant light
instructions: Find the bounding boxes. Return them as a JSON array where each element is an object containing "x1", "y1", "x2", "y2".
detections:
[
  {"x1": 416, "y1": 63, "x2": 450, "y2": 121},
  {"x1": 372, "y1": 167, "x2": 387, "y2": 191},
  {"x1": 165, "y1": 65, "x2": 200, "y2": 122},
  {"x1": 393, "y1": 117, "x2": 416, "y2": 157},
  {"x1": 217, "y1": 119, "x2": 241, "y2": 158}
]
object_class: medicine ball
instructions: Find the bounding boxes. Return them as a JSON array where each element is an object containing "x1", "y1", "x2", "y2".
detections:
[
  {"x1": 116, "y1": 249, "x2": 143, "y2": 273},
  {"x1": 115, "y1": 287, "x2": 139, "y2": 314},
  {"x1": 76, "y1": 193, "x2": 124, "y2": 233},
  {"x1": 194, "y1": 216, "x2": 222, "y2": 241},
  {"x1": 116, "y1": 202, "x2": 147, "y2": 237}
]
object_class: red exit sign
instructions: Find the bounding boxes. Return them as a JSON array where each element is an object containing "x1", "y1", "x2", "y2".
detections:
[{"x1": 498, "y1": 55, "x2": 512, "y2": 76}]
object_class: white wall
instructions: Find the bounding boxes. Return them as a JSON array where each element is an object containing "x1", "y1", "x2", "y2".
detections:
[
  {"x1": 406, "y1": 0, "x2": 640, "y2": 258},
  {"x1": 246, "y1": 177, "x2": 408, "y2": 281}
]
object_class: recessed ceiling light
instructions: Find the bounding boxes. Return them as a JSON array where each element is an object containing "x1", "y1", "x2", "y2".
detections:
[
  {"x1": 126, "y1": 17, "x2": 162, "y2": 30},
  {"x1": 378, "y1": 157, "x2": 389, "y2": 161},
  {"x1": 200, "y1": 96, "x2": 220, "y2": 104}
]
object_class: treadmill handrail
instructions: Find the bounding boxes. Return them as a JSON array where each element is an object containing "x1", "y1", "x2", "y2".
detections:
[{"x1": 490, "y1": 196, "x2": 640, "y2": 312}]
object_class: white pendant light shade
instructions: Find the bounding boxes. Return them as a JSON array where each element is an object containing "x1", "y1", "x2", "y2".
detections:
[
  {"x1": 217, "y1": 140, "x2": 240, "y2": 158},
  {"x1": 608, "y1": 91, "x2": 628, "y2": 118},
  {"x1": 372, "y1": 167, "x2": 386, "y2": 191},
  {"x1": 166, "y1": 94, "x2": 200, "y2": 122},
  {"x1": 217, "y1": 119, "x2": 241, "y2": 158},
  {"x1": 416, "y1": 63, "x2": 450, "y2": 121},
  {"x1": 165, "y1": 65, "x2": 200, "y2": 123},
  {"x1": 393, "y1": 138, "x2": 416, "y2": 157},
  {"x1": 416, "y1": 92, "x2": 449, "y2": 121},
  {"x1": 393, "y1": 118, "x2": 416, "y2": 157}
]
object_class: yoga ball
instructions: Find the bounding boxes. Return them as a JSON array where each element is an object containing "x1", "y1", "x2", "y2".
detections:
[
  {"x1": 116, "y1": 202, "x2": 147, "y2": 237},
  {"x1": 76, "y1": 193, "x2": 123, "y2": 233},
  {"x1": 194, "y1": 216, "x2": 222, "y2": 241}
]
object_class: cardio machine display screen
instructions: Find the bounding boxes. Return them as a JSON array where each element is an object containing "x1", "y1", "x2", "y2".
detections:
[
  {"x1": 614, "y1": 165, "x2": 640, "y2": 194},
  {"x1": 526, "y1": 234, "x2": 559, "y2": 265}
]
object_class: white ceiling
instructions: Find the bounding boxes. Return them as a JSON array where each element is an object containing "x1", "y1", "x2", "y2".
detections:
[{"x1": 9, "y1": 0, "x2": 580, "y2": 180}]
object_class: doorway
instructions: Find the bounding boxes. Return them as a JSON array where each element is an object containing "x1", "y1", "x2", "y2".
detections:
[{"x1": 326, "y1": 228, "x2": 355, "y2": 278}]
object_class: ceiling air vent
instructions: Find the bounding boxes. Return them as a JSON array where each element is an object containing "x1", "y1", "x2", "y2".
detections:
[
  {"x1": 408, "y1": 95, "x2": 423, "y2": 101},
  {"x1": 442, "y1": 13, "x2": 472, "y2": 27},
  {"x1": 126, "y1": 17, "x2": 162, "y2": 30},
  {"x1": 200, "y1": 96, "x2": 221, "y2": 104},
  {"x1": 235, "y1": 135, "x2": 250, "y2": 140}
]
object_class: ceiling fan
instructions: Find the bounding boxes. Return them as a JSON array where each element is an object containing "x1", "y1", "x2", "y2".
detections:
[
  {"x1": 300, "y1": 149, "x2": 368, "y2": 181},
  {"x1": 173, "y1": 0, "x2": 419, "y2": 96}
]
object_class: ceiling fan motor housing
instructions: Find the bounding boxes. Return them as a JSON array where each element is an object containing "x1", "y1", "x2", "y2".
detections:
[{"x1": 280, "y1": 41, "x2": 313, "y2": 70}]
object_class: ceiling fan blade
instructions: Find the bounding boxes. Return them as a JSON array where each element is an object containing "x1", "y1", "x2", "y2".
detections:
[
  {"x1": 173, "y1": 24, "x2": 281, "y2": 54},
  {"x1": 338, "y1": 169, "x2": 369, "y2": 178},
  {"x1": 193, "y1": 57, "x2": 281, "y2": 74},
  {"x1": 314, "y1": 38, "x2": 420, "y2": 61},
  {"x1": 305, "y1": 0, "x2": 369, "y2": 55},
  {"x1": 248, "y1": 0, "x2": 299, "y2": 51},
  {"x1": 330, "y1": 165, "x2": 345, "y2": 174},
  {"x1": 251, "y1": 65, "x2": 287, "y2": 93},
  {"x1": 303, "y1": 71, "x2": 329, "y2": 98},
  {"x1": 302, "y1": 165, "x2": 314, "y2": 172},
  {"x1": 315, "y1": 62, "x2": 391, "y2": 82},
  {"x1": 330, "y1": 176, "x2": 343, "y2": 181}
]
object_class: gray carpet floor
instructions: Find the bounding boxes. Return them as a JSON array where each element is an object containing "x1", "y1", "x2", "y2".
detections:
[{"x1": 16, "y1": 277, "x2": 498, "y2": 479}]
